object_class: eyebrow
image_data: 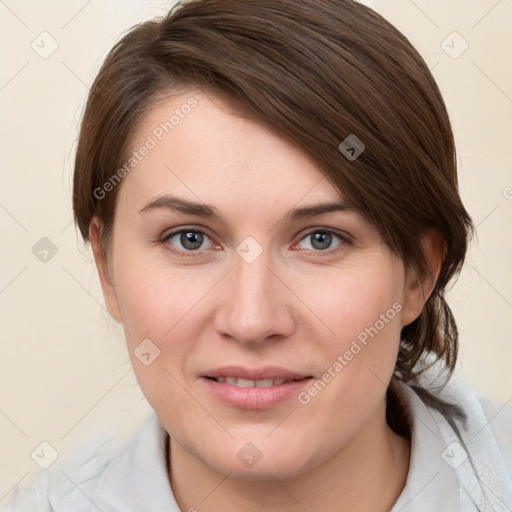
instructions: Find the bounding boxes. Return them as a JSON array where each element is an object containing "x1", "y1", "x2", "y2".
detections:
[
  {"x1": 139, "y1": 195, "x2": 222, "y2": 219},
  {"x1": 139, "y1": 195, "x2": 351, "y2": 221}
]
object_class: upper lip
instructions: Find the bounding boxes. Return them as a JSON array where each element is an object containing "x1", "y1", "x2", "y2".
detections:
[{"x1": 204, "y1": 366, "x2": 312, "y2": 381}]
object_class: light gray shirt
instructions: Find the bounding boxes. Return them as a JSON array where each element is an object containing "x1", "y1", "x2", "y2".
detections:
[{"x1": 3, "y1": 370, "x2": 512, "y2": 511}]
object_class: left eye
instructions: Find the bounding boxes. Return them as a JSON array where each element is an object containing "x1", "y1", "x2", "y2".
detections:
[
  {"x1": 296, "y1": 230, "x2": 344, "y2": 251},
  {"x1": 165, "y1": 230, "x2": 215, "y2": 251}
]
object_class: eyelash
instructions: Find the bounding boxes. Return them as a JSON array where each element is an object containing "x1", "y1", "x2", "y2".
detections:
[{"x1": 160, "y1": 227, "x2": 352, "y2": 258}]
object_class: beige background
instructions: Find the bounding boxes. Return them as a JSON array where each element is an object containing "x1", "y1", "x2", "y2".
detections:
[{"x1": 1, "y1": 0, "x2": 511, "y2": 505}]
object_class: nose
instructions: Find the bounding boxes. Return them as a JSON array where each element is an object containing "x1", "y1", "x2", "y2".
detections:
[{"x1": 213, "y1": 249, "x2": 295, "y2": 345}]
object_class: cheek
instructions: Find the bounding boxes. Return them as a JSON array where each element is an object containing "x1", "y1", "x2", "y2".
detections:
[
  {"x1": 114, "y1": 264, "x2": 203, "y2": 416},
  {"x1": 294, "y1": 261, "x2": 404, "y2": 349},
  {"x1": 291, "y1": 261, "x2": 404, "y2": 410},
  {"x1": 112, "y1": 257, "x2": 219, "y2": 400},
  {"x1": 112, "y1": 251, "x2": 207, "y2": 341}
]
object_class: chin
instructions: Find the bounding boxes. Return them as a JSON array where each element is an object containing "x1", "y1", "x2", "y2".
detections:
[
  {"x1": 203, "y1": 438, "x2": 318, "y2": 481},
  {"x1": 213, "y1": 459, "x2": 309, "y2": 482}
]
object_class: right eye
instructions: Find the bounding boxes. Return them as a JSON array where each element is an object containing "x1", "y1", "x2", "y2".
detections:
[{"x1": 162, "y1": 228, "x2": 218, "y2": 255}]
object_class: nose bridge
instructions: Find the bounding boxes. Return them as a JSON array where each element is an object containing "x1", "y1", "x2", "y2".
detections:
[
  {"x1": 235, "y1": 251, "x2": 272, "y2": 305},
  {"x1": 215, "y1": 246, "x2": 294, "y2": 343}
]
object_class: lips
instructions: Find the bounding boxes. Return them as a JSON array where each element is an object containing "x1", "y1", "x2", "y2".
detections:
[{"x1": 202, "y1": 366, "x2": 313, "y2": 409}]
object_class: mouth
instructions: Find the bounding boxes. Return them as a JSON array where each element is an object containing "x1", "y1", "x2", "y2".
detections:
[
  {"x1": 201, "y1": 366, "x2": 313, "y2": 409},
  {"x1": 205, "y1": 376, "x2": 308, "y2": 387}
]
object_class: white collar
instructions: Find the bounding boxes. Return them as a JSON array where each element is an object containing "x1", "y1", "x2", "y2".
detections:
[
  {"x1": 393, "y1": 371, "x2": 512, "y2": 511},
  {"x1": 391, "y1": 380, "x2": 460, "y2": 511},
  {"x1": 92, "y1": 412, "x2": 180, "y2": 511}
]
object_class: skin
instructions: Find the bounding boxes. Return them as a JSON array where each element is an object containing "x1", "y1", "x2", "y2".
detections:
[{"x1": 90, "y1": 90, "x2": 442, "y2": 511}]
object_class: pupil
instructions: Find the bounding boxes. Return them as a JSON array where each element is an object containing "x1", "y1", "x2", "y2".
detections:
[
  {"x1": 181, "y1": 231, "x2": 203, "y2": 250},
  {"x1": 311, "y1": 232, "x2": 331, "y2": 250}
]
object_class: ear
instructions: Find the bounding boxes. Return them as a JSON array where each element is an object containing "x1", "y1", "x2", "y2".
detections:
[
  {"x1": 89, "y1": 217, "x2": 123, "y2": 324},
  {"x1": 401, "y1": 231, "x2": 445, "y2": 326}
]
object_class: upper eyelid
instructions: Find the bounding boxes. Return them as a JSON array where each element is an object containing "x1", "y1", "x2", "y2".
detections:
[
  {"x1": 164, "y1": 225, "x2": 217, "y2": 240},
  {"x1": 298, "y1": 226, "x2": 349, "y2": 238}
]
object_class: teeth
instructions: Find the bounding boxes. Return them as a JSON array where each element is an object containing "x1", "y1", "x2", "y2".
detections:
[
  {"x1": 215, "y1": 377, "x2": 292, "y2": 387},
  {"x1": 255, "y1": 379, "x2": 274, "y2": 387},
  {"x1": 235, "y1": 378, "x2": 254, "y2": 388}
]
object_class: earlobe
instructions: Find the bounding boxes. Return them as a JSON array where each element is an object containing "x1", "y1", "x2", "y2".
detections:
[
  {"x1": 401, "y1": 231, "x2": 444, "y2": 326},
  {"x1": 89, "y1": 217, "x2": 123, "y2": 324}
]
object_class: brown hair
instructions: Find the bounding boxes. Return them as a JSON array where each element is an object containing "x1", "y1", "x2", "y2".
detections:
[{"x1": 73, "y1": 0, "x2": 474, "y2": 423}]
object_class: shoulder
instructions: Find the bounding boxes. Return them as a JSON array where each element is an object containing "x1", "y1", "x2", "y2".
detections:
[
  {"x1": 412, "y1": 359, "x2": 511, "y2": 465},
  {"x1": 391, "y1": 368, "x2": 512, "y2": 511},
  {"x1": 475, "y1": 393, "x2": 512, "y2": 472},
  {"x1": 422, "y1": 365, "x2": 512, "y2": 475},
  {"x1": 2, "y1": 427, "x2": 134, "y2": 511},
  {"x1": 2, "y1": 411, "x2": 174, "y2": 512}
]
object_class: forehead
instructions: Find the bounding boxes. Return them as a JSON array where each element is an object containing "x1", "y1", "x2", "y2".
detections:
[{"x1": 117, "y1": 90, "x2": 345, "y2": 217}]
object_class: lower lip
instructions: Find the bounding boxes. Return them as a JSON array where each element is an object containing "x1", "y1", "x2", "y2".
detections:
[{"x1": 202, "y1": 377, "x2": 313, "y2": 409}]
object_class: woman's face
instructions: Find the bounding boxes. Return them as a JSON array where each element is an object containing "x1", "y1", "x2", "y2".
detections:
[{"x1": 92, "y1": 90, "x2": 424, "y2": 480}]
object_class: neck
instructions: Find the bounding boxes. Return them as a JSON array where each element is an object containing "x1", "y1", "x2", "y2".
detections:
[{"x1": 168, "y1": 400, "x2": 411, "y2": 512}]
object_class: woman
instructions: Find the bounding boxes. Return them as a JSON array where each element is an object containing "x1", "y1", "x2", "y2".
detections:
[{"x1": 4, "y1": 0, "x2": 511, "y2": 511}]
